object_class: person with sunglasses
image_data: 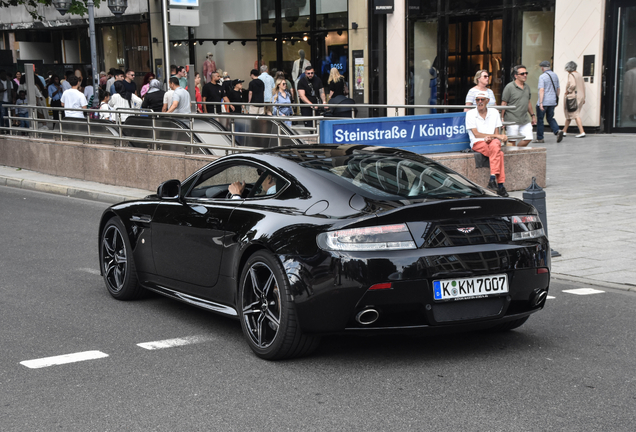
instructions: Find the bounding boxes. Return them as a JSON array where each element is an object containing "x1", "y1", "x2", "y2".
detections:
[
  {"x1": 501, "y1": 65, "x2": 536, "y2": 147},
  {"x1": 272, "y1": 78, "x2": 293, "y2": 126},
  {"x1": 297, "y1": 66, "x2": 326, "y2": 127},
  {"x1": 465, "y1": 91, "x2": 509, "y2": 197},
  {"x1": 464, "y1": 69, "x2": 496, "y2": 111}
]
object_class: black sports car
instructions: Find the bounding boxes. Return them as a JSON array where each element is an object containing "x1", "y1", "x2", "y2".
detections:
[{"x1": 99, "y1": 144, "x2": 550, "y2": 359}]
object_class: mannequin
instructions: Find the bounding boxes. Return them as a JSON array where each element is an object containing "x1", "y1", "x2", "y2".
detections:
[
  {"x1": 292, "y1": 49, "x2": 311, "y2": 85},
  {"x1": 202, "y1": 53, "x2": 216, "y2": 84}
]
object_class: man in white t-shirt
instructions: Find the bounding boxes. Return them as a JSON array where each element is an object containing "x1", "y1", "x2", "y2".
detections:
[
  {"x1": 60, "y1": 75, "x2": 88, "y2": 119},
  {"x1": 465, "y1": 91, "x2": 508, "y2": 197},
  {"x1": 166, "y1": 77, "x2": 191, "y2": 114},
  {"x1": 162, "y1": 88, "x2": 174, "y2": 113}
]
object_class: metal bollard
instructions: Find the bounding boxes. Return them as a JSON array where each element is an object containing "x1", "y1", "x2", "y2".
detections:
[{"x1": 523, "y1": 177, "x2": 560, "y2": 257}]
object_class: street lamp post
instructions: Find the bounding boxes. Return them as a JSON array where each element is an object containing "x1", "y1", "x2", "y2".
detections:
[{"x1": 52, "y1": 0, "x2": 128, "y2": 108}]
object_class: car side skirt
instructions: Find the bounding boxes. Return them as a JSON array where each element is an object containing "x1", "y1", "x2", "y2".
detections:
[{"x1": 145, "y1": 284, "x2": 238, "y2": 317}]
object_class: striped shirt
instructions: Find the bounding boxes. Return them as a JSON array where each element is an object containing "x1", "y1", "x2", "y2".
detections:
[{"x1": 538, "y1": 70, "x2": 560, "y2": 106}]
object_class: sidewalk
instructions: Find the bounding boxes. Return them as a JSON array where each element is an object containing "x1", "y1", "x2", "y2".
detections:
[
  {"x1": 2, "y1": 134, "x2": 635, "y2": 290},
  {"x1": 509, "y1": 133, "x2": 636, "y2": 291},
  {"x1": 0, "y1": 166, "x2": 151, "y2": 203}
]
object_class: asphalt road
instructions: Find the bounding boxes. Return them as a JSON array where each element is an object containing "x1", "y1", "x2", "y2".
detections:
[{"x1": 1, "y1": 187, "x2": 635, "y2": 431}]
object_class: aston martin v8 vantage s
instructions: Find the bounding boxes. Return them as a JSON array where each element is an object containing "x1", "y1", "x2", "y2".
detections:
[{"x1": 98, "y1": 144, "x2": 550, "y2": 359}]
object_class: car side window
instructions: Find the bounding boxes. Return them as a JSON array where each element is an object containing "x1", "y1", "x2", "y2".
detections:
[{"x1": 186, "y1": 164, "x2": 262, "y2": 199}]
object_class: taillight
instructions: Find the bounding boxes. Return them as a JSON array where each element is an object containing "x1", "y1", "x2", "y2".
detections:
[
  {"x1": 511, "y1": 215, "x2": 545, "y2": 241},
  {"x1": 317, "y1": 223, "x2": 416, "y2": 251}
]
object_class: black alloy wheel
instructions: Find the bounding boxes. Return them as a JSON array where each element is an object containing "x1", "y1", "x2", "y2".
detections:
[
  {"x1": 239, "y1": 251, "x2": 320, "y2": 360},
  {"x1": 100, "y1": 217, "x2": 144, "y2": 300}
]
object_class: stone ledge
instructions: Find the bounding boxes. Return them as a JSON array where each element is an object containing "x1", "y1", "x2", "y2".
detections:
[
  {"x1": 0, "y1": 136, "x2": 545, "y2": 192},
  {"x1": 428, "y1": 146, "x2": 546, "y2": 191}
]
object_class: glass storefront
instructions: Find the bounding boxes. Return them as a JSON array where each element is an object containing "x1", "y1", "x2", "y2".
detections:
[
  {"x1": 407, "y1": 0, "x2": 555, "y2": 111},
  {"x1": 520, "y1": 10, "x2": 555, "y2": 109},
  {"x1": 447, "y1": 17, "x2": 503, "y2": 105},
  {"x1": 613, "y1": 3, "x2": 636, "y2": 130},
  {"x1": 258, "y1": 0, "x2": 348, "y2": 96},
  {"x1": 101, "y1": 22, "x2": 151, "y2": 89}
]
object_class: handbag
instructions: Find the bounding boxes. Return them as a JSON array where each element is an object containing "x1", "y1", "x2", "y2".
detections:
[{"x1": 566, "y1": 73, "x2": 578, "y2": 112}]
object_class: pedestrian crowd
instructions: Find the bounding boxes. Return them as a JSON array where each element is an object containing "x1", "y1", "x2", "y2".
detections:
[
  {"x1": 1, "y1": 59, "x2": 350, "y2": 133},
  {"x1": 464, "y1": 59, "x2": 587, "y2": 196}
]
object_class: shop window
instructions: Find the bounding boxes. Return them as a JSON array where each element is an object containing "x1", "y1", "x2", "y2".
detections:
[
  {"x1": 520, "y1": 10, "x2": 555, "y2": 109},
  {"x1": 615, "y1": 5, "x2": 636, "y2": 128},
  {"x1": 447, "y1": 18, "x2": 502, "y2": 106},
  {"x1": 411, "y1": 20, "x2": 438, "y2": 114}
]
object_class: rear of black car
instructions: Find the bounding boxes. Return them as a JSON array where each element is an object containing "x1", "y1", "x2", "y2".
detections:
[{"x1": 275, "y1": 146, "x2": 550, "y2": 334}]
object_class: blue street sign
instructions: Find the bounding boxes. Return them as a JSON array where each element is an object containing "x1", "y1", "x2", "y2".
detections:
[
  {"x1": 320, "y1": 112, "x2": 470, "y2": 154},
  {"x1": 170, "y1": 0, "x2": 199, "y2": 6}
]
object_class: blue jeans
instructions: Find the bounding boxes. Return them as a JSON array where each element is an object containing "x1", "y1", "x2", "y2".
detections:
[
  {"x1": 536, "y1": 105, "x2": 560, "y2": 140},
  {"x1": 17, "y1": 112, "x2": 30, "y2": 128}
]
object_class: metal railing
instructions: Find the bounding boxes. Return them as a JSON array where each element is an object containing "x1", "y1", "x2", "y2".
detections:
[{"x1": 0, "y1": 102, "x2": 518, "y2": 154}]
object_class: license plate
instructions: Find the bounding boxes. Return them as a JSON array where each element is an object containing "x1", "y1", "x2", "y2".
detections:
[{"x1": 433, "y1": 274, "x2": 509, "y2": 301}]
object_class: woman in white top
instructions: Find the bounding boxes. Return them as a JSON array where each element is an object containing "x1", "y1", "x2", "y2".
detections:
[
  {"x1": 99, "y1": 89, "x2": 113, "y2": 121},
  {"x1": 109, "y1": 81, "x2": 142, "y2": 122},
  {"x1": 464, "y1": 69, "x2": 496, "y2": 111}
]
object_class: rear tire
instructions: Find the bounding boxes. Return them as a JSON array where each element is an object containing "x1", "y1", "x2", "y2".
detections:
[
  {"x1": 239, "y1": 250, "x2": 320, "y2": 360},
  {"x1": 100, "y1": 217, "x2": 144, "y2": 300}
]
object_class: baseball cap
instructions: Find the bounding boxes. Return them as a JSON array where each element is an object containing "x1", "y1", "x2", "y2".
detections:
[
  {"x1": 475, "y1": 91, "x2": 489, "y2": 99},
  {"x1": 232, "y1": 79, "x2": 244, "y2": 86},
  {"x1": 539, "y1": 60, "x2": 551, "y2": 67}
]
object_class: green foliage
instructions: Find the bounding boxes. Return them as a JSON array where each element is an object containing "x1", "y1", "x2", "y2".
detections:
[{"x1": 0, "y1": 0, "x2": 102, "y2": 20}]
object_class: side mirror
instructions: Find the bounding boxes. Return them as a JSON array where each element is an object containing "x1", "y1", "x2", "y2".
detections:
[{"x1": 157, "y1": 179, "x2": 182, "y2": 200}]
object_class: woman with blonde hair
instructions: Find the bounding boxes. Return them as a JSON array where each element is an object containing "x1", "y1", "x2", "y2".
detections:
[
  {"x1": 271, "y1": 77, "x2": 293, "y2": 126},
  {"x1": 559, "y1": 61, "x2": 586, "y2": 138},
  {"x1": 464, "y1": 69, "x2": 496, "y2": 111},
  {"x1": 328, "y1": 67, "x2": 347, "y2": 99}
]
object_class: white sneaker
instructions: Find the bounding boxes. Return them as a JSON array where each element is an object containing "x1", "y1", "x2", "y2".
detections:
[
  {"x1": 575, "y1": 133, "x2": 586, "y2": 138},
  {"x1": 562, "y1": 132, "x2": 567, "y2": 136}
]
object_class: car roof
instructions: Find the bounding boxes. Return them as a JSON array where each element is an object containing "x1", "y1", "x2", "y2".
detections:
[{"x1": 248, "y1": 144, "x2": 419, "y2": 160}]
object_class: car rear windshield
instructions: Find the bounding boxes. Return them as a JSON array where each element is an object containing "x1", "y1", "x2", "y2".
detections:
[{"x1": 289, "y1": 150, "x2": 485, "y2": 200}]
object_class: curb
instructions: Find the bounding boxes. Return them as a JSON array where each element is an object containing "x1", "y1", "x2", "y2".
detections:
[
  {"x1": 0, "y1": 175, "x2": 143, "y2": 204},
  {"x1": 551, "y1": 273, "x2": 636, "y2": 293}
]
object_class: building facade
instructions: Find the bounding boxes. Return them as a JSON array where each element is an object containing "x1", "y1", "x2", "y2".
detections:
[
  {"x1": 0, "y1": 0, "x2": 151, "y2": 88},
  {"x1": 0, "y1": 0, "x2": 632, "y2": 133}
]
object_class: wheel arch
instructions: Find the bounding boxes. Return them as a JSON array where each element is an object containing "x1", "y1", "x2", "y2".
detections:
[{"x1": 235, "y1": 243, "x2": 269, "y2": 289}]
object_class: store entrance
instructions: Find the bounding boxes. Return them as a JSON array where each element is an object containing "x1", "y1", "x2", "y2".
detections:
[
  {"x1": 605, "y1": 0, "x2": 636, "y2": 132},
  {"x1": 446, "y1": 16, "x2": 503, "y2": 106}
]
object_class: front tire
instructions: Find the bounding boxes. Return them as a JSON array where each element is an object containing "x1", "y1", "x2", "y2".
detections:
[
  {"x1": 239, "y1": 250, "x2": 320, "y2": 360},
  {"x1": 100, "y1": 217, "x2": 144, "y2": 300}
]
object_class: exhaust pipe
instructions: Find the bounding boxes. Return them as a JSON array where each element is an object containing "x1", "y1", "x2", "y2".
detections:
[
  {"x1": 532, "y1": 290, "x2": 548, "y2": 306},
  {"x1": 356, "y1": 308, "x2": 379, "y2": 325}
]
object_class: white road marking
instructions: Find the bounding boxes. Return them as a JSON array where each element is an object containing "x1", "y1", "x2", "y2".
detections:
[
  {"x1": 78, "y1": 267, "x2": 101, "y2": 275},
  {"x1": 547, "y1": 295, "x2": 556, "y2": 299},
  {"x1": 136, "y1": 335, "x2": 213, "y2": 350},
  {"x1": 20, "y1": 350, "x2": 109, "y2": 369},
  {"x1": 563, "y1": 288, "x2": 605, "y2": 295}
]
